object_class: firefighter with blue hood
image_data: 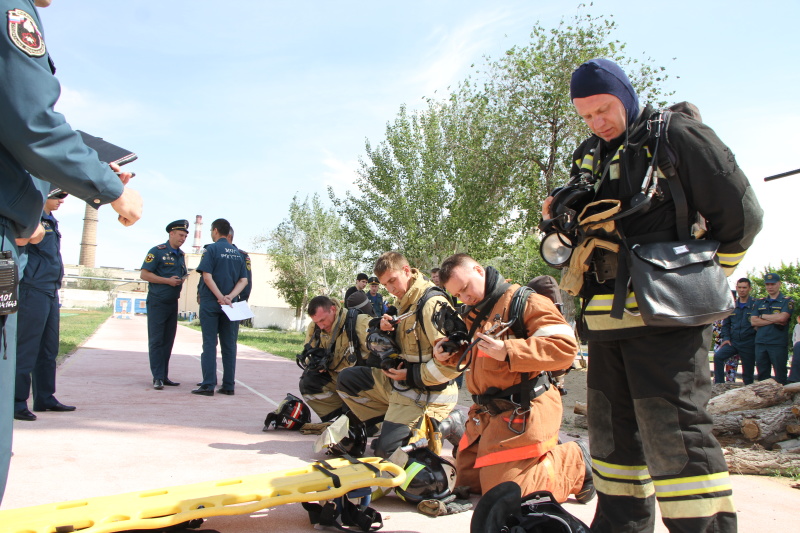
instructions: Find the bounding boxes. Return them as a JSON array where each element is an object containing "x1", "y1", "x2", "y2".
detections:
[{"x1": 541, "y1": 59, "x2": 763, "y2": 531}]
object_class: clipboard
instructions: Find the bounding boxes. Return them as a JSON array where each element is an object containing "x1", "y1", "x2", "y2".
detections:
[{"x1": 77, "y1": 130, "x2": 138, "y2": 166}]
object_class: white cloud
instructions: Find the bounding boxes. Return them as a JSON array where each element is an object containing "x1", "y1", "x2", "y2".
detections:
[
  {"x1": 321, "y1": 152, "x2": 361, "y2": 197},
  {"x1": 55, "y1": 86, "x2": 156, "y2": 133}
]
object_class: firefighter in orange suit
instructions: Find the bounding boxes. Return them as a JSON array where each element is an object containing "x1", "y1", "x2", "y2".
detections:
[{"x1": 434, "y1": 254, "x2": 594, "y2": 503}]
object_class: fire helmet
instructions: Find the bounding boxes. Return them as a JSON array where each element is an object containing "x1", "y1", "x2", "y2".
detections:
[
  {"x1": 263, "y1": 393, "x2": 311, "y2": 431},
  {"x1": 395, "y1": 447, "x2": 456, "y2": 504}
]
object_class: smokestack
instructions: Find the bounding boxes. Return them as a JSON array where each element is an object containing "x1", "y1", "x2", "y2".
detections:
[
  {"x1": 192, "y1": 215, "x2": 203, "y2": 253},
  {"x1": 79, "y1": 203, "x2": 98, "y2": 267}
]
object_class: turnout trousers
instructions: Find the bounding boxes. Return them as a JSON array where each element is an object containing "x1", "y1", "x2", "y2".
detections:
[
  {"x1": 15, "y1": 286, "x2": 59, "y2": 411},
  {"x1": 199, "y1": 302, "x2": 237, "y2": 390},
  {"x1": 587, "y1": 326, "x2": 736, "y2": 533},
  {"x1": 299, "y1": 368, "x2": 346, "y2": 422},
  {"x1": 337, "y1": 366, "x2": 456, "y2": 458},
  {"x1": 146, "y1": 296, "x2": 178, "y2": 381}
]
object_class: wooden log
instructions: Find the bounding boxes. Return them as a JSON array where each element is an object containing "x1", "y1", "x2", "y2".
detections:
[
  {"x1": 773, "y1": 438, "x2": 800, "y2": 452},
  {"x1": 707, "y1": 379, "x2": 787, "y2": 415},
  {"x1": 713, "y1": 404, "x2": 796, "y2": 437},
  {"x1": 711, "y1": 382, "x2": 744, "y2": 398},
  {"x1": 786, "y1": 424, "x2": 800, "y2": 436},
  {"x1": 574, "y1": 401, "x2": 587, "y2": 416},
  {"x1": 793, "y1": 405, "x2": 800, "y2": 417},
  {"x1": 724, "y1": 446, "x2": 800, "y2": 475},
  {"x1": 573, "y1": 414, "x2": 588, "y2": 429},
  {"x1": 739, "y1": 405, "x2": 798, "y2": 448},
  {"x1": 783, "y1": 382, "x2": 800, "y2": 395}
]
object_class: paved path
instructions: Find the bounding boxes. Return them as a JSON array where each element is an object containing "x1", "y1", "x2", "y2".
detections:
[{"x1": 2, "y1": 315, "x2": 797, "y2": 532}]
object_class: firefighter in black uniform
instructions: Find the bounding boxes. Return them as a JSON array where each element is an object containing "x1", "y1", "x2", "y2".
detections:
[
  {"x1": 543, "y1": 59, "x2": 763, "y2": 532},
  {"x1": 140, "y1": 220, "x2": 189, "y2": 390}
]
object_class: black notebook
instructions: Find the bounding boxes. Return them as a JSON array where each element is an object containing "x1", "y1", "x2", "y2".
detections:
[{"x1": 77, "y1": 130, "x2": 138, "y2": 166}]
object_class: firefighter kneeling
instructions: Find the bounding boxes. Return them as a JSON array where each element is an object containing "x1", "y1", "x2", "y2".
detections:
[{"x1": 434, "y1": 254, "x2": 594, "y2": 504}]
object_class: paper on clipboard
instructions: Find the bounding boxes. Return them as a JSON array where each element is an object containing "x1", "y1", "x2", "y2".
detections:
[{"x1": 222, "y1": 301, "x2": 254, "y2": 321}]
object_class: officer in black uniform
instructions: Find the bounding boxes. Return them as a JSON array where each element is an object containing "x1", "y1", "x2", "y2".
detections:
[
  {"x1": 14, "y1": 190, "x2": 74, "y2": 421},
  {"x1": 0, "y1": 0, "x2": 142, "y2": 502},
  {"x1": 140, "y1": 220, "x2": 189, "y2": 390}
]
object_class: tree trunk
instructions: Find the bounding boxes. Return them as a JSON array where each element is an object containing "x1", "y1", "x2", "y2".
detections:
[
  {"x1": 785, "y1": 424, "x2": 800, "y2": 436},
  {"x1": 724, "y1": 446, "x2": 800, "y2": 475},
  {"x1": 707, "y1": 379, "x2": 787, "y2": 415},
  {"x1": 574, "y1": 401, "x2": 587, "y2": 416},
  {"x1": 737, "y1": 405, "x2": 799, "y2": 448},
  {"x1": 773, "y1": 438, "x2": 800, "y2": 453}
]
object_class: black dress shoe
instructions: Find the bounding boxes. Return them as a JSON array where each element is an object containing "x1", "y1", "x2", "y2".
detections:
[
  {"x1": 153, "y1": 379, "x2": 164, "y2": 390},
  {"x1": 163, "y1": 378, "x2": 180, "y2": 386},
  {"x1": 192, "y1": 385, "x2": 214, "y2": 396},
  {"x1": 14, "y1": 408, "x2": 37, "y2": 421},
  {"x1": 217, "y1": 388, "x2": 234, "y2": 395},
  {"x1": 33, "y1": 401, "x2": 76, "y2": 412}
]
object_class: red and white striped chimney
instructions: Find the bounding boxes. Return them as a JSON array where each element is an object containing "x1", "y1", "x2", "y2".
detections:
[{"x1": 192, "y1": 215, "x2": 203, "y2": 253}]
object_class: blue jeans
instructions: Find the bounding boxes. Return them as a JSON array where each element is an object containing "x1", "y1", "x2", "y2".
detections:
[
  {"x1": 199, "y1": 301, "x2": 237, "y2": 390},
  {"x1": 713, "y1": 342, "x2": 755, "y2": 384}
]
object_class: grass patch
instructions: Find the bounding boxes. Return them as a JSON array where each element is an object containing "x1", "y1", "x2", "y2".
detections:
[
  {"x1": 185, "y1": 324, "x2": 304, "y2": 360},
  {"x1": 59, "y1": 307, "x2": 113, "y2": 362}
]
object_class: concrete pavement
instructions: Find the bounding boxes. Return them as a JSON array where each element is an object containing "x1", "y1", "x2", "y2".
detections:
[{"x1": 2, "y1": 315, "x2": 798, "y2": 532}]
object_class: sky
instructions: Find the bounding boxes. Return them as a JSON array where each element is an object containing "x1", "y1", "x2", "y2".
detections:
[{"x1": 36, "y1": 0, "x2": 800, "y2": 281}]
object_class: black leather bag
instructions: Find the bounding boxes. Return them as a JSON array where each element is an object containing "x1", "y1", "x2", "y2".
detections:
[{"x1": 628, "y1": 239, "x2": 733, "y2": 327}]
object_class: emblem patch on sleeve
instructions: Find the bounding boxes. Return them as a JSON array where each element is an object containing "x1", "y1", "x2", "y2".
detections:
[
  {"x1": 145, "y1": 253, "x2": 155, "y2": 263},
  {"x1": 7, "y1": 9, "x2": 45, "y2": 57}
]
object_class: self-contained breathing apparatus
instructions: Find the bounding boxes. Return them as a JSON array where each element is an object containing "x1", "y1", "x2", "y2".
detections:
[{"x1": 538, "y1": 117, "x2": 665, "y2": 271}]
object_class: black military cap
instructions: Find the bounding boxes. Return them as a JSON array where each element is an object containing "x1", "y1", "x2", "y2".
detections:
[{"x1": 166, "y1": 219, "x2": 190, "y2": 233}]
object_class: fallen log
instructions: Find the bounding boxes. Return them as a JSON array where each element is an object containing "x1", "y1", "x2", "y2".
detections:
[
  {"x1": 712, "y1": 404, "x2": 796, "y2": 437},
  {"x1": 739, "y1": 405, "x2": 798, "y2": 448},
  {"x1": 773, "y1": 438, "x2": 800, "y2": 452},
  {"x1": 708, "y1": 379, "x2": 786, "y2": 415},
  {"x1": 786, "y1": 424, "x2": 800, "y2": 436},
  {"x1": 783, "y1": 382, "x2": 800, "y2": 395},
  {"x1": 573, "y1": 414, "x2": 588, "y2": 429},
  {"x1": 724, "y1": 446, "x2": 800, "y2": 475},
  {"x1": 574, "y1": 401, "x2": 587, "y2": 416}
]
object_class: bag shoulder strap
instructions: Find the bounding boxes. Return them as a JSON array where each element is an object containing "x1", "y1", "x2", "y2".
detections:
[
  {"x1": 651, "y1": 109, "x2": 691, "y2": 241},
  {"x1": 344, "y1": 308, "x2": 362, "y2": 365}
]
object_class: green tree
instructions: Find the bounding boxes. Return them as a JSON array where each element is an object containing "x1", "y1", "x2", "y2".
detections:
[
  {"x1": 331, "y1": 8, "x2": 673, "y2": 270},
  {"x1": 254, "y1": 194, "x2": 362, "y2": 328}
]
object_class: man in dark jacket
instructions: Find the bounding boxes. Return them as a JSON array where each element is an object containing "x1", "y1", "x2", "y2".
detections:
[
  {"x1": 713, "y1": 278, "x2": 757, "y2": 384},
  {"x1": 545, "y1": 59, "x2": 763, "y2": 532}
]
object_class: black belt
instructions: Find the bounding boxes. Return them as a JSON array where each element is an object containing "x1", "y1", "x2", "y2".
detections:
[{"x1": 472, "y1": 372, "x2": 551, "y2": 409}]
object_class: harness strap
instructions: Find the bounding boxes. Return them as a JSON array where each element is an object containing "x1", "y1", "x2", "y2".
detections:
[{"x1": 471, "y1": 372, "x2": 551, "y2": 407}]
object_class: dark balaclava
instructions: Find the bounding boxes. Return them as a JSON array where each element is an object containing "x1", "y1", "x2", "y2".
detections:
[{"x1": 570, "y1": 58, "x2": 640, "y2": 130}]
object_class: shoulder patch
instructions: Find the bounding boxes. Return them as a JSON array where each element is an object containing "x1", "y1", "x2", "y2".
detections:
[
  {"x1": 145, "y1": 253, "x2": 155, "y2": 263},
  {"x1": 7, "y1": 9, "x2": 45, "y2": 57},
  {"x1": 156, "y1": 244, "x2": 167, "y2": 249}
]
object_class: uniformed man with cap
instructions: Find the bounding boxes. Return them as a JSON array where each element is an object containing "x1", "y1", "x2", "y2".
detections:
[
  {"x1": 14, "y1": 189, "x2": 74, "y2": 422},
  {"x1": 752, "y1": 273, "x2": 794, "y2": 384},
  {"x1": 140, "y1": 220, "x2": 189, "y2": 390},
  {"x1": 364, "y1": 276, "x2": 386, "y2": 317}
]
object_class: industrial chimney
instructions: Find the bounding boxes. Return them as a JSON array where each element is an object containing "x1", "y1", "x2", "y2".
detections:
[
  {"x1": 192, "y1": 215, "x2": 203, "y2": 253},
  {"x1": 78, "y1": 203, "x2": 98, "y2": 267}
]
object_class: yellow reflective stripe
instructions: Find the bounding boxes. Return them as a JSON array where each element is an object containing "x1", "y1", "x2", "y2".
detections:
[
  {"x1": 585, "y1": 293, "x2": 638, "y2": 311},
  {"x1": 579, "y1": 153, "x2": 594, "y2": 171},
  {"x1": 653, "y1": 472, "x2": 732, "y2": 498},
  {"x1": 400, "y1": 462, "x2": 426, "y2": 492},
  {"x1": 592, "y1": 459, "x2": 650, "y2": 481},
  {"x1": 595, "y1": 476, "x2": 655, "y2": 499},
  {"x1": 658, "y1": 493, "x2": 736, "y2": 519},
  {"x1": 717, "y1": 251, "x2": 745, "y2": 267}
]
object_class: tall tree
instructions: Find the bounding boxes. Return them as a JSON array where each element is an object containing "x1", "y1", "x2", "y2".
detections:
[
  {"x1": 331, "y1": 9, "x2": 672, "y2": 269},
  {"x1": 254, "y1": 194, "x2": 361, "y2": 328}
]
